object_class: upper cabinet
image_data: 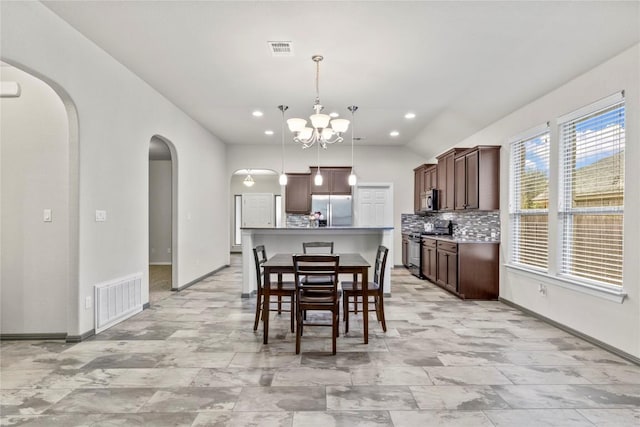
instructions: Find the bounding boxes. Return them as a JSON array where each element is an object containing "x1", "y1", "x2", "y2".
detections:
[
  {"x1": 413, "y1": 164, "x2": 436, "y2": 213},
  {"x1": 311, "y1": 167, "x2": 352, "y2": 195},
  {"x1": 285, "y1": 173, "x2": 311, "y2": 214},
  {"x1": 454, "y1": 146, "x2": 500, "y2": 210},
  {"x1": 436, "y1": 148, "x2": 468, "y2": 211}
]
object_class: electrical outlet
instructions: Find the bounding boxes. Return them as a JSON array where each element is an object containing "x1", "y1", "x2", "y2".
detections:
[
  {"x1": 85, "y1": 296, "x2": 92, "y2": 309},
  {"x1": 538, "y1": 283, "x2": 547, "y2": 296},
  {"x1": 95, "y1": 210, "x2": 107, "y2": 222}
]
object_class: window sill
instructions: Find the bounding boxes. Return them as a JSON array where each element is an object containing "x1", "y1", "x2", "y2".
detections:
[{"x1": 504, "y1": 263, "x2": 627, "y2": 304}]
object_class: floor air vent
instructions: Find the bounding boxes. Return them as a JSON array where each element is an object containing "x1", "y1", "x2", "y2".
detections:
[{"x1": 94, "y1": 273, "x2": 143, "y2": 333}]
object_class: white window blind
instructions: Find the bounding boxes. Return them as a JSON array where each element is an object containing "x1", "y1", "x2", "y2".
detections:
[
  {"x1": 559, "y1": 95, "x2": 625, "y2": 288},
  {"x1": 510, "y1": 128, "x2": 550, "y2": 270}
]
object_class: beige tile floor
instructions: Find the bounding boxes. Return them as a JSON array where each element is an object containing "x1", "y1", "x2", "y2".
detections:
[{"x1": 1, "y1": 255, "x2": 639, "y2": 426}]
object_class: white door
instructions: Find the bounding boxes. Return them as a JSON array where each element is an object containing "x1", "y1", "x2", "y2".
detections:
[
  {"x1": 355, "y1": 184, "x2": 392, "y2": 227},
  {"x1": 242, "y1": 193, "x2": 274, "y2": 227}
]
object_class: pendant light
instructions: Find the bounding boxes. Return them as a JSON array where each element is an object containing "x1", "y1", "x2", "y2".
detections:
[
  {"x1": 278, "y1": 105, "x2": 288, "y2": 186},
  {"x1": 347, "y1": 105, "x2": 358, "y2": 186},
  {"x1": 314, "y1": 141, "x2": 323, "y2": 186},
  {"x1": 243, "y1": 169, "x2": 255, "y2": 187}
]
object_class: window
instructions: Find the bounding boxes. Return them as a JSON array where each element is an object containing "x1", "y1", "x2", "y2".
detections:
[
  {"x1": 510, "y1": 126, "x2": 550, "y2": 270},
  {"x1": 558, "y1": 94, "x2": 625, "y2": 288}
]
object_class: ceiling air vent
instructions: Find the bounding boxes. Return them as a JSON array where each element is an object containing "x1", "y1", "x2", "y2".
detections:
[{"x1": 268, "y1": 41, "x2": 293, "y2": 57}]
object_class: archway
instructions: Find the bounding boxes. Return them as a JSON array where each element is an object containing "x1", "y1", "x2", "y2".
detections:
[
  {"x1": 0, "y1": 60, "x2": 80, "y2": 338},
  {"x1": 149, "y1": 135, "x2": 178, "y2": 302}
]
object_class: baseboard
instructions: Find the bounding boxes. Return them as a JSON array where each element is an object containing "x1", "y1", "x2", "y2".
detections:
[
  {"x1": 1, "y1": 333, "x2": 67, "y2": 341},
  {"x1": 149, "y1": 262, "x2": 172, "y2": 266},
  {"x1": 174, "y1": 264, "x2": 230, "y2": 291},
  {"x1": 500, "y1": 297, "x2": 640, "y2": 366},
  {"x1": 66, "y1": 329, "x2": 95, "y2": 343}
]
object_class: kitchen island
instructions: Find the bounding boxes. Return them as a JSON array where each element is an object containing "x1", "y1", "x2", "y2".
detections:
[{"x1": 241, "y1": 227, "x2": 394, "y2": 297}]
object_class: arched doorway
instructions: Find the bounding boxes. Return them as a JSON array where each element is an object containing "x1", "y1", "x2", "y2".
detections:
[
  {"x1": 148, "y1": 135, "x2": 177, "y2": 303},
  {"x1": 0, "y1": 61, "x2": 80, "y2": 338}
]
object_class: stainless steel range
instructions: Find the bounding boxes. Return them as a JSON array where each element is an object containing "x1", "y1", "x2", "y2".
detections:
[{"x1": 408, "y1": 219, "x2": 452, "y2": 278}]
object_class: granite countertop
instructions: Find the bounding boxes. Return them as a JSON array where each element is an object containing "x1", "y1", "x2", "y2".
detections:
[{"x1": 423, "y1": 235, "x2": 500, "y2": 244}]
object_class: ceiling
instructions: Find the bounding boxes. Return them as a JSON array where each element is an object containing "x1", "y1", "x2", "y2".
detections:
[{"x1": 42, "y1": 1, "x2": 639, "y2": 158}]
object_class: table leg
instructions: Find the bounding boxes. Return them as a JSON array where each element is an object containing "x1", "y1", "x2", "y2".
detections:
[
  {"x1": 362, "y1": 267, "x2": 369, "y2": 345},
  {"x1": 263, "y1": 269, "x2": 270, "y2": 345}
]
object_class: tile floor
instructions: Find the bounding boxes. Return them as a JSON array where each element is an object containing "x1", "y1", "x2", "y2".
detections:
[{"x1": 1, "y1": 255, "x2": 639, "y2": 426}]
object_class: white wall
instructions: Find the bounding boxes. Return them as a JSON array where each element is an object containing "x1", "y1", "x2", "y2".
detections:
[
  {"x1": 1, "y1": 66, "x2": 69, "y2": 334},
  {"x1": 226, "y1": 144, "x2": 425, "y2": 266},
  {"x1": 1, "y1": 2, "x2": 229, "y2": 337},
  {"x1": 149, "y1": 160, "x2": 172, "y2": 264},
  {"x1": 452, "y1": 44, "x2": 640, "y2": 358}
]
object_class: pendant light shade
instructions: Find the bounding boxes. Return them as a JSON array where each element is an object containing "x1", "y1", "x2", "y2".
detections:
[
  {"x1": 348, "y1": 105, "x2": 358, "y2": 186},
  {"x1": 314, "y1": 171, "x2": 323, "y2": 186},
  {"x1": 279, "y1": 173, "x2": 288, "y2": 186}
]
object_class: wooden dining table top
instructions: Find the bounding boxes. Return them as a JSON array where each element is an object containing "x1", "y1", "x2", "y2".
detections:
[{"x1": 262, "y1": 253, "x2": 370, "y2": 269}]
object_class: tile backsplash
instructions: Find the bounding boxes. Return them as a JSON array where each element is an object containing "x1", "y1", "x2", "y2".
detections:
[
  {"x1": 287, "y1": 214, "x2": 311, "y2": 228},
  {"x1": 402, "y1": 211, "x2": 500, "y2": 241}
]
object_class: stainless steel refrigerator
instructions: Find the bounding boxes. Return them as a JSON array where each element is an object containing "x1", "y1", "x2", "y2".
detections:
[{"x1": 311, "y1": 195, "x2": 353, "y2": 227}]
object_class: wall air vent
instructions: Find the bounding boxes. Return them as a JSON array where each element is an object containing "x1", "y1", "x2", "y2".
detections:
[{"x1": 268, "y1": 41, "x2": 293, "y2": 57}]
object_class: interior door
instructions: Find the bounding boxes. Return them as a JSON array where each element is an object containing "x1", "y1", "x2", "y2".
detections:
[
  {"x1": 355, "y1": 185, "x2": 392, "y2": 227},
  {"x1": 242, "y1": 193, "x2": 274, "y2": 227}
]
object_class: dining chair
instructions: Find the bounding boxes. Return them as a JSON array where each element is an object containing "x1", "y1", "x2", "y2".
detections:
[
  {"x1": 253, "y1": 245, "x2": 295, "y2": 333},
  {"x1": 293, "y1": 254, "x2": 341, "y2": 355},
  {"x1": 302, "y1": 241, "x2": 334, "y2": 254},
  {"x1": 341, "y1": 245, "x2": 389, "y2": 333}
]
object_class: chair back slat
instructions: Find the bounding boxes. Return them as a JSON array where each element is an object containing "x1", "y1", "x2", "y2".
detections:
[
  {"x1": 293, "y1": 254, "x2": 339, "y2": 293},
  {"x1": 252, "y1": 245, "x2": 268, "y2": 288}
]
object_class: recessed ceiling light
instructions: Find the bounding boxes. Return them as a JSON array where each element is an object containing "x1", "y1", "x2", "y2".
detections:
[
  {"x1": 252, "y1": 110, "x2": 263, "y2": 117},
  {"x1": 390, "y1": 131, "x2": 400, "y2": 137},
  {"x1": 404, "y1": 112, "x2": 416, "y2": 119},
  {"x1": 329, "y1": 112, "x2": 340, "y2": 118},
  {"x1": 264, "y1": 130, "x2": 274, "y2": 135}
]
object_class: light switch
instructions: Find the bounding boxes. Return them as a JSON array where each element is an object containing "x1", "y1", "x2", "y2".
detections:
[
  {"x1": 95, "y1": 210, "x2": 107, "y2": 222},
  {"x1": 43, "y1": 209, "x2": 52, "y2": 222}
]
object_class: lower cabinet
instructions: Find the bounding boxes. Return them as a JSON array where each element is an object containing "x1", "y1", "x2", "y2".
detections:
[
  {"x1": 402, "y1": 234, "x2": 409, "y2": 267},
  {"x1": 421, "y1": 237, "x2": 437, "y2": 281},
  {"x1": 428, "y1": 240, "x2": 499, "y2": 300}
]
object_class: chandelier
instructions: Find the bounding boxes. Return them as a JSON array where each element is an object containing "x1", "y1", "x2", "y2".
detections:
[{"x1": 286, "y1": 55, "x2": 350, "y2": 149}]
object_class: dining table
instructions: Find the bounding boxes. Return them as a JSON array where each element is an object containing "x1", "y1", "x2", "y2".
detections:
[{"x1": 261, "y1": 252, "x2": 371, "y2": 345}]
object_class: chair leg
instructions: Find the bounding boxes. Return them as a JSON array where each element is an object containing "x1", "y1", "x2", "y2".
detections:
[
  {"x1": 253, "y1": 287, "x2": 263, "y2": 331},
  {"x1": 290, "y1": 295, "x2": 295, "y2": 333},
  {"x1": 295, "y1": 304, "x2": 302, "y2": 354},
  {"x1": 378, "y1": 294, "x2": 387, "y2": 332},
  {"x1": 344, "y1": 294, "x2": 350, "y2": 333},
  {"x1": 331, "y1": 306, "x2": 340, "y2": 355}
]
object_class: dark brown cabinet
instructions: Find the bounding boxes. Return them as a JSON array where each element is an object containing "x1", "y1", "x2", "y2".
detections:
[
  {"x1": 436, "y1": 148, "x2": 468, "y2": 211},
  {"x1": 436, "y1": 241, "x2": 458, "y2": 293},
  {"x1": 311, "y1": 167, "x2": 352, "y2": 195},
  {"x1": 426, "y1": 239, "x2": 499, "y2": 300},
  {"x1": 402, "y1": 234, "x2": 409, "y2": 267},
  {"x1": 421, "y1": 237, "x2": 437, "y2": 281},
  {"x1": 454, "y1": 146, "x2": 500, "y2": 211},
  {"x1": 414, "y1": 163, "x2": 436, "y2": 213},
  {"x1": 285, "y1": 173, "x2": 311, "y2": 214}
]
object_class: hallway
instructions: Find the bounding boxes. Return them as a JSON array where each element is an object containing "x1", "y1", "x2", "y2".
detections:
[{"x1": 1, "y1": 256, "x2": 639, "y2": 426}]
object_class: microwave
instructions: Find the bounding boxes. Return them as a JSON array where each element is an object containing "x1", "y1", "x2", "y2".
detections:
[{"x1": 421, "y1": 188, "x2": 439, "y2": 211}]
